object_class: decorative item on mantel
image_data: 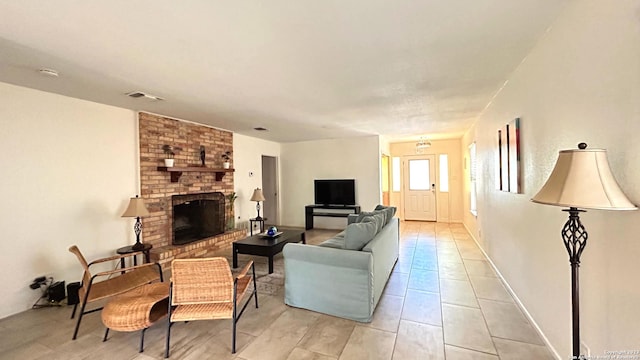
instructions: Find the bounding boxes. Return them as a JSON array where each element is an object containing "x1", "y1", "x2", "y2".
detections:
[
  {"x1": 121, "y1": 195, "x2": 151, "y2": 251},
  {"x1": 226, "y1": 191, "x2": 238, "y2": 230},
  {"x1": 221, "y1": 151, "x2": 232, "y2": 169},
  {"x1": 162, "y1": 145, "x2": 175, "y2": 167},
  {"x1": 200, "y1": 145, "x2": 206, "y2": 166}
]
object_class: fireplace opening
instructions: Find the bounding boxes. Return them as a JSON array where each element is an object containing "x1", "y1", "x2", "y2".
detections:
[{"x1": 172, "y1": 192, "x2": 225, "y2": 245}]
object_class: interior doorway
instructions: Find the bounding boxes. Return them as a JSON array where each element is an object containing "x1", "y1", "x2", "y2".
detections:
[
  {"x1": 381, "y1": 154, "x2": 390, "y2": 206},
  {"x1": 261, "y1": 155, "x2": 278, "y2": 225},
  {"x1": 403, "y1": 155, "x2": 436, "y2": 221}
]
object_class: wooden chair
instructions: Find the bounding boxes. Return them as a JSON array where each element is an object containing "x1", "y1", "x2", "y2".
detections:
[
  {"x1": 165, "y1": 257, "x2": 258, "y2": 358},
  {"x1": 68, "y1": 245, "x2": 163, "y2": 340}
]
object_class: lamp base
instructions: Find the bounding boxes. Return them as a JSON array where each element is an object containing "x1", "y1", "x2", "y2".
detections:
[{"x1": 131, "y1": 241, "x2": 145, "y2": 251}]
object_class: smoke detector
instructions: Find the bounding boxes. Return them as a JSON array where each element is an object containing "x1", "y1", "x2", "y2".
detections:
[{"x1": 126, "y1": 91, "x2": 164, "y2": 101}]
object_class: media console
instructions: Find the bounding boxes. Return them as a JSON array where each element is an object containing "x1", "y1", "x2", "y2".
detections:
[{"x1": 305, "y1": 204, "x2": 361, "y2": 230}]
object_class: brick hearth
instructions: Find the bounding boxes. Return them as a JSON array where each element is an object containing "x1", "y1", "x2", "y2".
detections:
[{"x1": 137, "y1": 112, "x2": 242, "y2": 267}]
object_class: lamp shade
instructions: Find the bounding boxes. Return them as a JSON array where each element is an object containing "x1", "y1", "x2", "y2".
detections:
[
  {"x1": 531, "y1": 144, "x2": 636, "y2": 210},
  {"x1": 121, "y1": 195, "x2": 150, "y2": 217},
  {"x1": 250, "y1": 188, "x2": 265, "y2": 202}
]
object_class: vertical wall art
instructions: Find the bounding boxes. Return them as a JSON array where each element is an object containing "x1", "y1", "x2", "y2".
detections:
[{"x1": 497, "y1": 117, "x2": 521, "y2": 193}]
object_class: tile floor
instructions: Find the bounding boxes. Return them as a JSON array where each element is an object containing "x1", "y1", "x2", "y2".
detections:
[{"x1": 0, "y1": 221, "x2": 556, "y2": 359}]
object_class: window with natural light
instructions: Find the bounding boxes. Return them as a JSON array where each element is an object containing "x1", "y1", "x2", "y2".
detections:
[
  {"x1": 439, "y1": 154, "x2": 449, "y2": 192},
  {"x1": 469, "y1": 143, "x2": 477, "y2": 216},
  {"x1": 392, "y1": 157, "x2": 401, "y2": 192},
  {"x1": 409, "y1": 159, "x2": 430, "y2": 190}
]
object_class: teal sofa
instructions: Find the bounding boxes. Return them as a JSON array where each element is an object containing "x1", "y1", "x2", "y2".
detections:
[{"x1": 283, "y1": 206, "x2": 399, "y2": 322}]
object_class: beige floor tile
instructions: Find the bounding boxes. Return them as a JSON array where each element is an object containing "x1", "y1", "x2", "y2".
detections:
[
  {"x1": 401, "y1": 289, "x2": 442, "y2": 326},
  {"x1": 238, "y1": 308, "x2": 320, "y2": 360},
  {"x1": 478, "y1": 299, "x2": 544, "y2": 345},
  {"x1": 493, "y1": 338, "x2": 555, "y2": 360},
  {"x1": 339, "y1": 325, "x2": 396, "y2": 360},
  {"x1": 392, "y1": 320, "x2": 444, "y2": 360},
  {"x1": 237, "y1": 294, "x2": 288, "y2": 336},
  {"x1": 408, "y1": 269, "x2": 440, "y2": 292},
  {"x1": 469, "y1": 276, "x2": 513, "y2": 302},
  {"x1": 442, "y1": 304, "x2": 496, "y2": 355},
  {"x1": 395, "y1": 255, "x2": 414, "y2": 274},
  {"x1": 411, "y1": 252, "x2": 438, "y2": 271},
  {"x1": 383, "y1": 272, "x2": 409, "y2": 296},
  {"x1": 437, "y1": 252, "x2": 463, "y2": 264},
  {"x1": 287, "y1": 347, "x2": 338, "y2": 360},
  {"x1": 298, "y1": 315, "x2": 355, "y2": 357},
  {"x1": 444, "y1": 345, "x2": 499, "y2": 360},
  {"x1": 367, "y1": 295, "x2": 404, "y2": 332},
  {"x1": 440, "y1": 278, "x2": 479, "y2": 308},
  {"x1": 463, "y1": 260, "x2": 496, "y2": 277},
  {"x1": 438, "y1": 261, "x2": 468, "y2": 280},
  {"x1": 458, "y1": 247, "x2": 486, "y2": 260}
]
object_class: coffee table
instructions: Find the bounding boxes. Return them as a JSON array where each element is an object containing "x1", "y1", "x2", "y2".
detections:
[{"x1": 233, "y1": 228, "x2": 305, "y2": 274}]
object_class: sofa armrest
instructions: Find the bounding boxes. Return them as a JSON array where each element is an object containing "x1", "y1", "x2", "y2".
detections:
[{"x1": 283, "y1": 243, "x2": 371, "y2": 270}]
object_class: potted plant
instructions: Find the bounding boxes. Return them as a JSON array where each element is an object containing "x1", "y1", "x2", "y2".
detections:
[
  {"x1": 226, "y1": 191, "x2": 238, "y2": 230},
  {"x1": 221, "y1": 151, "x2": 232, "y2": 169},
  {"x1": 162, "y1": 145, "x2": 175, "y2": 167}
]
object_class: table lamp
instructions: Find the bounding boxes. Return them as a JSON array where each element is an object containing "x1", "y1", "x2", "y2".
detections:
[
  {"x1": 121, "y1": 195, "x2": 151, "y2": 250},
  {"x1": 250, "y1": 188, "x2": 266, "y2": 220}
]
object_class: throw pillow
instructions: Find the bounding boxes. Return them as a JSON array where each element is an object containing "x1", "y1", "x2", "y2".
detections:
[
  {"x1": 344, "y1": 216, "x2": 378, "y2": 250},
  {"x1": 374, "y1": 205, "x2": 397, "y2": 225}
]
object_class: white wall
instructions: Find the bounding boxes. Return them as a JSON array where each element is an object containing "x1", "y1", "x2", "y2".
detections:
[
  {"x1": 0, "y1": 82, "x2": 138, "y2": 318},
  {"x1": 461, "y1": 0, "x2": 640, "y2": 356},
  {"x1": 233, "y1": 133, "x2": 281, "y2": 227},
  {"x1": 281, "y1": 136, "x2": 381, "y2": 229}
]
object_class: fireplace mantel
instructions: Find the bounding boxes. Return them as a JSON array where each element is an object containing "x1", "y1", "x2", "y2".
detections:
[{"x1": 157, "y1": 166, "x2": 235, "y2": 182}]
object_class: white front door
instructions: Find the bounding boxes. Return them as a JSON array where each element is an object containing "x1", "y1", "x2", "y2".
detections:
[{"x1": 403, "y1": 156, "x2": 436, "y2": 221}]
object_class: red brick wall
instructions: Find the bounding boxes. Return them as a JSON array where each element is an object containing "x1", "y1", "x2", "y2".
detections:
[{"x1": 138, "y1": 112, "x2": 243, "y2": 266}]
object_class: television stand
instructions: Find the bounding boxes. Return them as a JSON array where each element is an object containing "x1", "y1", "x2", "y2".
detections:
[{"x1": 305, "y1": 205, "x2": 361, "y2": 230}]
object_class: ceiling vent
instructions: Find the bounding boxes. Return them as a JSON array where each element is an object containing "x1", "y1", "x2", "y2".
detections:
[
  {"x1": 254, "y1": 127, "x2": 269, "y2": 131},
  {"x1": 126, "y1": 91, "x2": 164, "y2": 101}
]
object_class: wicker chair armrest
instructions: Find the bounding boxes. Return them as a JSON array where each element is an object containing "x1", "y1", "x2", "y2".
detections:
[
  {"x1": 88, "y1": 251, "x2": 144, "y2": 267},
  {"x1": 235, "y1": 260, "x2": 254, "y2": 280},
  {"x1": 92, "y1": 262, "x2": 159, "y2": 278}
]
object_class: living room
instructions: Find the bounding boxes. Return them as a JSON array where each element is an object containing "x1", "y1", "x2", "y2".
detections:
[{"x1": 1, "y1": 1, "x2": 640, "y2": 359}]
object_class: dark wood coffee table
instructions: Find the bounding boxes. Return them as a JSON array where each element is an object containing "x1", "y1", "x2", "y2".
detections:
[{"x1": 232, "y1": 229, "x2": 305, "y2": 274}]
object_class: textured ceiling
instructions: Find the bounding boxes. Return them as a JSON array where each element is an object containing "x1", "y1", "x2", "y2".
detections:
[{"x1": 0, "y1": 1, "x2": 568, "y2": 143}]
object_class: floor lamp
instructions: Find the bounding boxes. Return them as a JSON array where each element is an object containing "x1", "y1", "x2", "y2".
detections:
[{"x1": 531, "y1": 143, "x2": 636, "y2": 359}]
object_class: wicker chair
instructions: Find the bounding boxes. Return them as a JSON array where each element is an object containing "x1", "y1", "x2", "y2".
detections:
[
  {"x1": 68, "y1": 245, "x2": 163, "y2": 340},
  {"x1": 165, "y1": 257, "x2": 258, "y2": 358}
]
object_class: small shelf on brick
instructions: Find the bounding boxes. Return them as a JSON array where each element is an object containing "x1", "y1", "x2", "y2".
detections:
[{"x1": 157, "y1": 166, "x2": 235, "y2": 182}]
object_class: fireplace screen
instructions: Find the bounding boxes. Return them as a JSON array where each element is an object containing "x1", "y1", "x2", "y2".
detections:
[{"x1": 172, "y1": 192, "x2": 225, "y2": 245}]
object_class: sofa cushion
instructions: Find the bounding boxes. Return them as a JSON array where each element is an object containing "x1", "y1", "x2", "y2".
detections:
[
  {"x1": 374, "y1": 205, "x2": 396, "y2": 225},
  {"x1": 344, "y1": 217, "x2": 378, "y2": 250},
  {"x1": 318, "y1": 237, "x2": 346, "y2": 249},
  {"x1": 355, "y1": 210, "x2": 386, "y2": 228}
]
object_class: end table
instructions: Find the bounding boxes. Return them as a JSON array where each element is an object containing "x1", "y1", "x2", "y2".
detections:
[
  {"x1": 249, "y1": 218, "x2": 267, "y2": 235},
  {"x1": 117, "y1": 243, "x2": 152, "y2": 268}
]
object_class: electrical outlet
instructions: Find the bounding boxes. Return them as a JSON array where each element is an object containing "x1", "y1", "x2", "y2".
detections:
[{"x1": 580, "y1": 341, "x2": 591, "y2": 357}]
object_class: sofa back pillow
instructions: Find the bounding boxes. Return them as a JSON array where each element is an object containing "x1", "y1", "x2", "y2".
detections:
[
  {"x1": 374, "y1": 205, "x2": 397, "y2": 225},
  {"x1": 344, "y1": 216, "x2": 378, "y2": 250}
]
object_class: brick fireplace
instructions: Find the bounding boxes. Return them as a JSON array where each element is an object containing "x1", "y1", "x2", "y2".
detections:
[{"x1": 138, "y1": 112, "x2": 245, "y2": 267}]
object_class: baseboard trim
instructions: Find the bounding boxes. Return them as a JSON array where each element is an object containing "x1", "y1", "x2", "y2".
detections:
[{"x1": 461, "y1": 223, "x2": 561, "y2": 360}]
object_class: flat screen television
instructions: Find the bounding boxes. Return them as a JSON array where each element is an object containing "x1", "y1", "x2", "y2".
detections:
[{"x1": 314, "y1": 179, "x2": 356, "y2": 206}]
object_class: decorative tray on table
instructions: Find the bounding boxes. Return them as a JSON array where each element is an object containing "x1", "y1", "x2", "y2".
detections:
[{"x1": 259, "y1": 231, "x2": 283, "y2": 239}]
